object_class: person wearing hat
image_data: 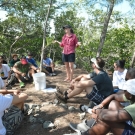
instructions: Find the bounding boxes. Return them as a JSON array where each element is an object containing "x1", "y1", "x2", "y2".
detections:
[
  {"x1": 26, "y1": 52, "x2": 38, "y2": 68},
  {"x1": 9, "y1": 54, "x2": 20, "y2": 68},
  {"x1": 56, "y1": 57, "x2": 113, "y2": 104},
  {"x1": 13, "y1": 55, "x2": 40, "y2": 88},
  {"x1": 64, "y1": 79, "x2": 135, "y2": 135},
  {"x1": 54, "y1": 25, "x2": 80, "y2": 82}
]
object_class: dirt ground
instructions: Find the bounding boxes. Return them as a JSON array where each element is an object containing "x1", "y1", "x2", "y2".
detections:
[{"x1": 14, "y1": 65, "x2": 93, "y2": 135}]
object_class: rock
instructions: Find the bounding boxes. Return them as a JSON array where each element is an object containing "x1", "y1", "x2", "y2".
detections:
[
  {"x1": 79, "y1": 112, "x2": 86, "y2": 120},
  {"x1": 29, "y1": 116, "x2": 37, "y2": 123},
  {"x1": 43, "y1": 121, "x2": 55, "y2": 129},
  {"x1": 60, "y1": 103, "x2": 68, "y2": 109},
  {"x1": 53, "y1": 99, "x2": 59, "y2": 104},
  {"x1": 68, "y1": 106, "x2": 75, "y2": 111},
  {"x1": 37, "y1": 118, "x2": 44, "y2": 124},
  {"x1": 41, "y1": 102, "x2": 50, "y2": 106}
]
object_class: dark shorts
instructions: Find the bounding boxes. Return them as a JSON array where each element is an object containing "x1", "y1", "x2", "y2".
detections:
[
  {"x1": 122, "y1": 121, "x2": 135, "y2": 135},
  {"x1": 45, "y1": 67, "x2": 52, "y2": 73},
  {"x1": 86, "y1": 85, "x2": 105, "y2": 104},
  {"x1": 2, "y1": 105, "x2": 24, "y2": 135},
  {"x1": 63, "y1": 53, "x2": 75, "y2": 62}
]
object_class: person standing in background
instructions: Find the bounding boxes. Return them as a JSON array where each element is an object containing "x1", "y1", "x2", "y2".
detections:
[{"x1": 55, "y1": 25, "x2": 80, "y2": 82}]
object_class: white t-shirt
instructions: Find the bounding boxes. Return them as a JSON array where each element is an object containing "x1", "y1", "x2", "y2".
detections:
[
  {"x1": 0, "y1": 94, "x2": 13, "y2": 135},
  {"x1": 0, "y1": 77, "x2": 4, "y2": 89},
  {"x1": 0, "y1": 64, "x2": 10, "y2": 78},
  {"x1": 113, "y1": 69, "x2": 127, "y2": 89}
]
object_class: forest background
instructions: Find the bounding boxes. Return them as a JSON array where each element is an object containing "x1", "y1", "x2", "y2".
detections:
[{"x1": 0, "y1": 0, "x2": 135, "y2": 72}]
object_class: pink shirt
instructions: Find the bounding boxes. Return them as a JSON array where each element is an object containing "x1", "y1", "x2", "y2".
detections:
[{"x1": 60, "y1": 34, "x2": 78, "y2": 55}]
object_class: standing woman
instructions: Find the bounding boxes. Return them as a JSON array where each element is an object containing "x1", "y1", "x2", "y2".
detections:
[{"x1": 55, "y1": 25, "x2": 80, "y2": 82}]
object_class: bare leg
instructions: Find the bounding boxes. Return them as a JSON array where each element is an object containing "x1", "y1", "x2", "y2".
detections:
[
  {"x1": 15, "y1": 73, "x2": 22, "y2": 82},
  {"x1": 29, "y1": 69, "x2": 35, "y2": 77},
  {"x1": 69, "y1": 62, "x2": 74, "y2": 81},
  {"x1": 51, "y1": 63, "x2": 55, "y2": 72},
  {"x1": 42, "y1": 67, "x2": 50, "y2": 75},
  {"x1": 64, "y1": 62, "x2": 70, "y2": 80},
  {"x1": 108, "y1": 100, "x2": 124, "y2": 110}
]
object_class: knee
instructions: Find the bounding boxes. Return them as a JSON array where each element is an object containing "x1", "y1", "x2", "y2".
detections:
[
  {"x1": 81, "y1": 77, "x2": 86, "y2": 81},
  {"x1": 20, "y1": 93, "x2": 28, "y2": 100},
  {"x1": 108, "y1": 100, "x2": 119, "y2": 110}
]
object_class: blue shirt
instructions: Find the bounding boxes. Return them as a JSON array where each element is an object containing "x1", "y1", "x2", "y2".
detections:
[
  {"x1": 26, "y1": 58, "x2": 38, "y2": 67},
  {"x1": 43, "y1": 58, "x2": 52, "y2": 67}
]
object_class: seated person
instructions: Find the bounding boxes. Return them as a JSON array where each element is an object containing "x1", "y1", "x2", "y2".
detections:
[
  {"x1": 65, "y1": 79, "x2": 135, "y2": 135},
  {"x1": 43, "y1": 54, "x2": 56, "y2": 76},
  {"x1": 9, "y1": 54, "x2": 20, "y2": 68},
  {"x1": 0, "y1": 77, "x2": 4, "y2": 89},
  {"x1": 0, "y1": 87, "x2": 28, "y2": 135},
  {"x1": 56, "y1": 57, "x2": 113, "y2": 104},
  {"x1": 26, "y1": 52, "x2": 38, "y2": 68},
  {"x1": 0, "y1": 55, "x2": 7, "y2": 64},
  {"x1": 69, "y1": 68, "x2": 135, "y2": 133},
  {"x1": 13, "y1": 55, "x2": 40, "y2": 88},
  {"x1": 0, "y1": 61, "x2": 10, "y2": 80},
  {"x1": 113, "y1": 60, "x2": 127, "y2": 92}
]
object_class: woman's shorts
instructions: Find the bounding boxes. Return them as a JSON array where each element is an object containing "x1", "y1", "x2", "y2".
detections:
[{"x1": 63, "y1": 53, "x2": 75, "y2": 62}]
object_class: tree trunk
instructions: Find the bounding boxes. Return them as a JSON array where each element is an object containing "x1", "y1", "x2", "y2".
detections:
[
  {"x1": 39, "y1": 0, "x2": 52, "y2": 71},
  {"x1": 8, "y1": 33, "x2": 23, "y2": 62},
  {"x1": 96, "y1": 0, "x2": 114, "y2": 57},
  {"x1": 131, "y1": 52, "x2": 135, "y2": 67}
]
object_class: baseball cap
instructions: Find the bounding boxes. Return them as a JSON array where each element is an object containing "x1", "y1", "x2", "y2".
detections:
[
  {"x1": 91, "y1": 58, "x2": 100, "y2": 68},
  {"x1": 21, "y1": 56, "x2": 28, "y2": 65},
  {"x1": 122, "y1": 79, "x2": 135, "y2": 95},
  {"x1": 63, "y1": 25, "x2": 72, "y2": 29}
]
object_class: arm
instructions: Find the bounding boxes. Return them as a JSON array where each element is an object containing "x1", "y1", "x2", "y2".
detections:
[
  {"x1": 13, "y1": 65, "x2": 22, "y2": 75},
  {"x1": 97, "y1": 109, "x2": 132, "y2": 122},
  {"x1": 30, "y1": 65, "x2": 40, "y2": 72},
  {"x1": 0, "y1": 89, "x2": 20, "y2": 95}
]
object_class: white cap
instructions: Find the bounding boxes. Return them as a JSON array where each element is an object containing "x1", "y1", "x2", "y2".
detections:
[
  {"x1": 123, "y1": 79, "x2": 135, "y2": 95},
  {"x1": 91, "y1": 58, "x2": 100, "y2": 68}
]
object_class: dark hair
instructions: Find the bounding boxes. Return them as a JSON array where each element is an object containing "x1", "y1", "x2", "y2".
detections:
[
  {"x1": 70, "y1": 29, "x2": 74, "y2": 33},
  {"x1": 96, "y1": 57, "x2": 105, "y2": 69},
  {"x1": 28, "y1": 52, "x2": 33, "y2": 56},
  {"x1": 21, "y1": 55, "x2": 26, "y2": 59},
  {"x1": 126, "y1": 68, "x2": 135, "y2": 79},
  {"x1": 116, "y1": 60, "x2": 125, "y2": 69},
  {"x1": 0, "y1": 55, "x2": 4, "y2": 59}
]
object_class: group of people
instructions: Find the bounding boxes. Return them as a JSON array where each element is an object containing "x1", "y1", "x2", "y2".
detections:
[
  {"x1": 0, "y1": 24, "x2": 135, "y2": 135},
  {"x1": 0, "y1": 53, "x2": 56, "y2": 88}
]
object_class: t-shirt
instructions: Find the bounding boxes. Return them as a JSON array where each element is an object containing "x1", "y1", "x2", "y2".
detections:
[
  {"x1": 26, "y1": 58, "x2": 38, "y2": 67},
  {"x1": 9, "y1": 59, "x2": 20, "y2": 67},
  {"x1": 124, "y1": 103, "x2": 135, "y2": 128},
  {"x1": 0, "y1": 94, "x2": 13, "y2": 135},
  {"x1": 0, "y1": 77, "x2": 4, "y2": 89},
  {"x1": 14, "y1": 61, "x2": 32, "y2": 73},
  {"x1": 113, "y1": 69, "x2": 127, "y2": 89},
  {"x1": 43, "y1": 58, "x2": 52, "y2": 67},
  {"x1": 0, "y1": 64, "x2": 10, "y2": 78},
  {"x1": 92, "y1": 71, "x2": 113, "y2": 97}
]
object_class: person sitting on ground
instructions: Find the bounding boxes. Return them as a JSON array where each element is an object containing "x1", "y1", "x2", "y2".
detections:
[
  {"x1": 68, "y1": 68, "x2": 135, "y2": 133},
  {"x1": 0, "y1": 55, "x2": 7, "y2": 64},
  {"x1": 13, "y1": 55, "x2": 40, "y2": 88},
  {"x1": 9, "y1": 54, "x2": 20, "y2": 68},
  {"x1": 43, "y1": 54, "x2": 56, "y2": 76},
  {"x1": 56, "y1": 57, "x2": 113, "y2": 104},
  {"x1": 113, "y1": 60, "x2": 127, "y2": 92},
  {"x1": 0, "y1": 60, "x2": 10, "y2": 80},
  {"x1": 65, "y1": 79, "x2": 135, "y2": 135},
  {"x1": 0, "y1": 85, "x2": 28, "y2": 135},
  {"x1": 26, "y1": 52, "x2": 38, "y2": 68}
]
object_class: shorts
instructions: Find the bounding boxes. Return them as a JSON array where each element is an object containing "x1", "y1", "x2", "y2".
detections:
[
  {"x1": 2, "y1": 105, "x2": 24, "y2": 135},
  {"x1": 122, "y1": 121, "x2": 135, "y2": 135},
  {"x1": 45, "y1": 67, "x2": 52, "y2": 73},
  {"x1": 86, "y1": 85, "x2": 105, "y2": 104},
  {"x1": 63, "y1": 53, "x2": 75, "y2": 62},
  {"x1": 20, "y1": 72, "x2": 32, "y2": 82}
]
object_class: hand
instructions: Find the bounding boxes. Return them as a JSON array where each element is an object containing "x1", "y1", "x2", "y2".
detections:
[
  {"x1": 36, "y1": 69, "x2": 40, "y2": 72},
  {"x1": 53, "y1": 40, "x2": 58, "y2": 44},
  {"x1": 21, "y1": 73, "x2": 26, "y2": 77},
  {"x1": 70, "y1": 79, "x2": 76, "y2": 85},
  {"x1": 91, "y1": 112, "x2": 98, "y2": 119},
  {"x1": 76, "y1": 42, "x2": 81, "y2": 47},
  {"x1": 13, "y1": 90, "x2": 21, "y2": 95},
  {"x1": 92, "y1": 104, "x2": 103, "y2": 113}
]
